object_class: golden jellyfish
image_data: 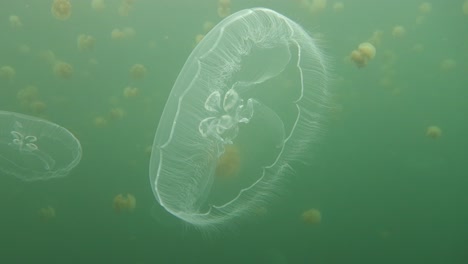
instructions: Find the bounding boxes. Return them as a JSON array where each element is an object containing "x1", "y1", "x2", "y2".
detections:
[
  {"x1": 93, "y1": 116, "x2": 108, "y2": 128},
  {"x1": 113, "y1": 193, "x2": 136, "y2": 213},
  {"x1": 215, "y1": 144, "x2": 241, "y2": 180},
  {"x1": 51, "y1": 0, "x2": 72, "y2": 20},
  {"x1": 195, "y1": 34, "x2": 205, "y2": 45},
  {"x1": 29, "y1": 100, "x2": 47, "y2": 115},
  {"x1": 38, "y1": 206, "x2": 56, "y2": 222},
  {"x1": 464, "y1": 0, "x2": 468, "y2": 15},
  {"x1": 17, "y1": 85, "x2": 39, "y2": 103},
  {"x1": 118, "y1": 0, "x2": 136, "y2": 17},
  {"x1": 130, "y1": 64, "x2": 147, "y2": 80},
  {"x1": 332, "y1": 2, "x2": 344, "y2": 13},
  {"x1": 91, "y1": 0, "x2": 106, "y2": 11},
  {"x1": 440, "y1": 58, "x2": 456, "y2": 72},
  {"x1": 109, "y1": 107, "x2": 125, "y2": 120},
  {"x1": 309, "y1": 0, "x2": 328, "y2": 15},
  {"x1": 368, "y1": 30, "x2": 383, "y2": 46},
  {"x1": 0, "y1": 65, "x2": 16, "y2": 80},
  {"x1": 123, "y1": 86, "x2": 139, "y2": 98},
  {"x1": 392, "y1": 25, "x2": 406, "y2": 38},
  {"x1": 53, "y1": 61, "x2": 73, "y2": 79},
  {"x1": 350, "y1": 42, "x2": 376, "y2": 68},
  {"x1": 9, "y1": 15, "x2": 22, "y2": 28},
  {"x1": 77, "y1": 34, "x2": 96, "y2": 52},
  {"x1": 301, "y1": 208, "x2": 322, "y2": 225},
  {"x1": 426, "y1": 125, "x2": 442, "y2": 139},
  {"x1": 418, "y1": 2, "x2": 432, "y2": 14},
  {"x1": 39, "y1": 50, "x2": 57, "y2": 65},
  {"x1": 217, "y1": 0, "x2": 231, "y2": 18},
  {"x1": 203, "y1": 21, "x2": 214, "y2": 33}
]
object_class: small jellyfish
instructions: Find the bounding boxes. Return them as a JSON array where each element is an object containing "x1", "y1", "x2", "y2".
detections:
[
  {"x1": 118, "y1": 0, "x2": 136, "y2": 17},
  {"x1": 426, "y1": 125, "x2": 442, "y2": 139},
  {"x1": 301, "y1": 208, "x2": 322, "y2": 225},
  {"x1": 392, "y1": 25, "x2": 406, "y2": 38},
  {"x1": 123, "y1": 86, "x2": 139, "y2": 98},
  {"x1": 113, "y1": 193, "x2": 136, "y2": 213},
  {"x1": 215, "y1": 144, "x2": 241, "y2": 180},
  {"x1": 129, "y1": 64, "x2": 147, "y2": 80},
  {"x1": 440, "y1": 59, "x2": 456, "y2": 72},
  {"x1": 332, "y1": 2, "x2": 344, "y2": 13},
  {"x1": 9, "y1": 15, "x2": 22, "y2": 28},
  {"x1": 350, "y1": 42, "x2": 376, "y2": 68},
  {"x1": 309, "y1": 0, "x2": 328, "y2": 15},
  {"x1": 464, "y1": 0, "x2": 468, "y2": 15},
  {"x1": 51, "y1": 0, "x2": 72, "y2": 21},
  {"x1": 217, "y1": 0, "x2": 231, "y2": 18},
  {"x1": 38, "y1": 206, "x2": 56, "y2": 222},
  {"x1": 418, "y1": 2, "x2": 432, "y2": 14},
  {"x1": 77, "y1": 34, "x2": 96, "y2": 52},
  {"x1": 18, "y1": 44, "x2": 31, "y2": 54},
  {"x1": 195, "y1": 34, "x2": 205, "y2": 45},
  {"x1": 0, "y1": 65, "x2": 16, "y2": 81},
  {"x1": 29, "y1": 100, "x2": 47, "y2": 115},
  {"x1": 91, "y1": 0, "x2": 106, "y2": 11},
  {"x1": 203, "y1": 21, "x2": 214, "y2": 33},
  {"x1": 93, "y1": 116, "x2": 108, "y2": 128},
  {"x1": 53, "y1": 61, "x2": 73, "y2": 79},
  {"x1": 109, "y1": 107, "x2": 125, "y2": 120},
  {"x1": 368, "y1": 30, "x2": 383, "y2": 46}
]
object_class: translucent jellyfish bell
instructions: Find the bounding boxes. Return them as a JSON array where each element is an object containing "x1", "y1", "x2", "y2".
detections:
[
  {"x1": 149, "y1": 8, "x2": 330, "y2": 230},
  {"x1": 0, "y1": 111, "x2": 82, "y2": 181}
]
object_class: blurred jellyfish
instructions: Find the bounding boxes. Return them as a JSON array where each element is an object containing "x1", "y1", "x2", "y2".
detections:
[
  {"x1": 118, "y1": 0, "x2": 136, "y2": 17},
  {"x1": 18, "y1": 44, "x2": 31, "y2": 54},
  {"x1": 418, "y1": 2, "x2": 432, "y2": 14},
  {"x1": 309, "y1": 0, "x2": 327, "y2": 15},
  {"x1": 440, "y1": 58, "x2": 456, "y2": 72},
  {"x1": 0, "y1": 66, "x2": 16, "y2": 81},
  {"x1": 426, "y1": 125, "x2": 442, "y2": 139},
  {"x1": 53, "y1": 61, "x2": 73, "y2": 79},
  {"x1": 129, "y1": 64, "x2": 147, "y2": 80},
  {"x1": 0, "y1": 111, "x2": 82, "y2": 181},
  {"x1": 464, "y1": 0, "x2": 468, "y2": 15},
  {"x1": 301, "y1": 208, "x2": 322, "y2": 225},
  {"x1": 38, "y1": 206, "x2": 56, "y2": 222},
  {"x1": 9, "y1": 15, "x2": 22, "y2": 28},
  {"x1": 93, "y1": 116, "x2": 108, "y2": 128},
  {"x1": 368, "y1": 30, "x2": 383, "y2": 46},
  {"x1": 17, "y1": 85, "x2": 39, "y2": 105},
  {"x1": 91, "y1": 0, "x2": 106, "y2": 11},
  {"x1": 214, "y1": 144, "x2": 241, "y2": 180},
  {"x1": 111, "y1": 27, "x2": 135, "y2": 40},
  {"x1": 113, "y1": 193, "x2": 136, "y2": 213},
  {"x1": 51, "y1": 0, "x2": 72, "y2": 20},
  {"x1": 29, "y1": 100, "x2": 47, "y2": 115},
  {"x1": 392, "y1": 25, "x2": 406, "y2": 38},
  {"x1": 332, "y1": 2, "x2": 344, "y2": 13},
  {"x1": 203, "y1": 21, "x2": 214, "y2": 33},
  {"x1": 217, "y1": 0, "x2": 231, "y2": 18},
  {"x1": 77, "y1": 34, "x2": 95, "y2": 52},
  {"x1": 123, "y1": 86, "x2": 139, "y2": 98},
  {"x1": 195, "y1": 34, "x2": 204, "y2": 45},
  {"x1": 109, "y1": 108, "x2": 125, "y2": 120},
  {"x1": 350, "y1": 42, "x2": 376, "y2": 68}
]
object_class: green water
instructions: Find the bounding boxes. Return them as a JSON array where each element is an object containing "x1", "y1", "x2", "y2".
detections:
[{"x1": 1, "y1": 0, "x2": 467, "y2": 263}]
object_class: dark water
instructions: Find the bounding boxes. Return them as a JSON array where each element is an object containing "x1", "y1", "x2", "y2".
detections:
[{"x1": 1, "y1": 0, "x2": 467, "y2": 263}]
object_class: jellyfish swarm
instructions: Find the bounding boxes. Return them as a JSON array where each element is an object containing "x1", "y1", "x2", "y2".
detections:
[
  {"x1": 149, "y1": 8, "x2": 329, "y2": 231},
  {"x1": 0, "y1": 111, "x2": 82, "y2": 181}
]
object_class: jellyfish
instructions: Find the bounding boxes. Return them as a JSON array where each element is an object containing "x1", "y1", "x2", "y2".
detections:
[
  {"x1": 113, "y1": 193, "x2": 136, "y2": 213},
  {"x1": 77, "y1": 34, "x2": 96, "y2": 52},
  {"x1": 440, "y1": 59, "x2": 456, "y2": 72},
  {"x1": 51, "y1": 0, "x2": 72, "y2": 21},
  {"x1": 9, "y1": 15, "x2": 22, "y2": 28},
  {"x1": 464, "y1": 0, "x2": 468, "y2": 15},
  {"x1": 392, "y1": 25, "x2": 406, "y2": 38},
  {"x1": 309, "y1": 0, "x2": 327, "y2": 15},
  {"x1": 301, "y1": 208, "x2": 322, "y2": 225},
  {"x1": 53, "y1": 61, "x2": 73, "y2": 79},
  {"x1": 0, "y1": 111, "x2": 82, "y2": 181},
  {"x1": 38, "y1": 206, "x2": 56, "y2": 222},
  {"x1": 123, "y1": 86, "x2": 139, "y2": 98},
  {"x1": 350, "y1": 42, "x2": 376, "y2": 68},
  {"x1": 217, "y1": 0, "x2": 231, "y2": 18},
  {"x1": 149, "y1": 8, "x2": 330, "y2": 231},
  {"x1": 426, "y1": 125, "x2": 442, "y2": 139},
  {"x1": 332, "y1": 2, "x2": 344, "y2": 13},
  {"x1": 0, "y1": 66, "x2": 16, "y2": 81},
  {"x1": 418, "y1": 2, "x2": 432, "y2": 14},
  {"x1": 93, "y1": 116, "x2": 108, "y2": 128},
  {"x1": 129, "y1": 64, "x2": 147, "y2": 80},
  {"x1": 91, "y1": 0, "x2": 106, "y2": 11}
]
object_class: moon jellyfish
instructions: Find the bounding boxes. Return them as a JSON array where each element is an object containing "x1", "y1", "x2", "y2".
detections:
[
  {"x1": 0, "y1": 111, "x2": 82, "y2": 181},
  {"x1": 150, "y1": 8, "x2": 330, "y2": 230}
]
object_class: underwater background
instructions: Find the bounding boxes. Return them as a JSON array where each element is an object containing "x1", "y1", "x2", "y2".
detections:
[{"x1": 1, "y1": 0, "x2": 467, "y2": 263}]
